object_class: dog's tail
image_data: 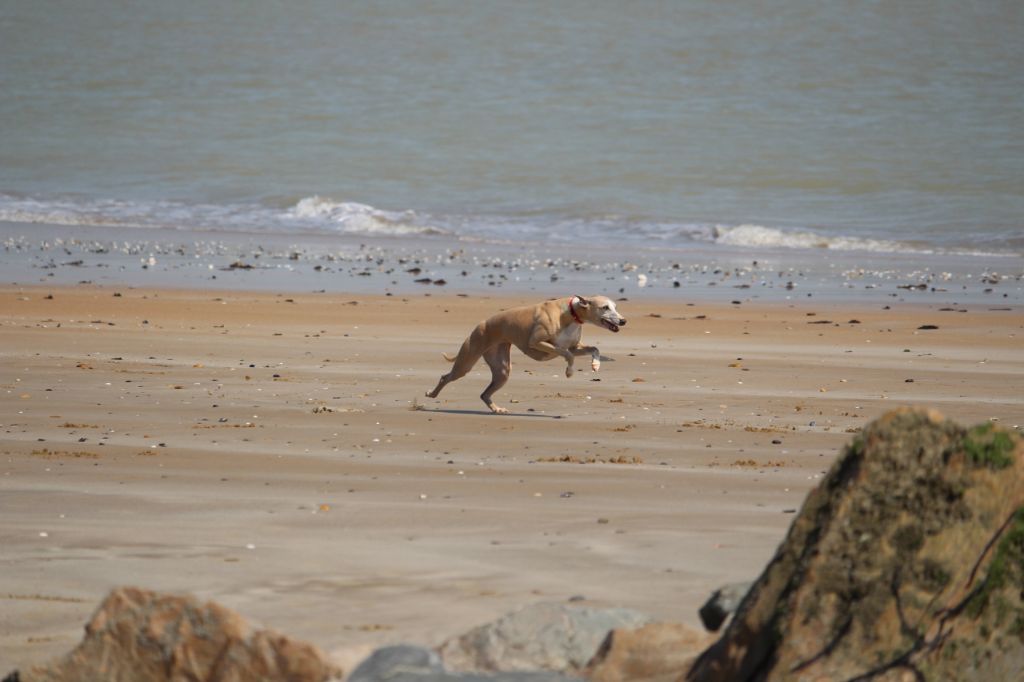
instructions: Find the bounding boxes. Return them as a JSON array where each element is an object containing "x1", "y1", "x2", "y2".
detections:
[{"x1": 442, "y1": 353, "x2": 456, "y2": 362}]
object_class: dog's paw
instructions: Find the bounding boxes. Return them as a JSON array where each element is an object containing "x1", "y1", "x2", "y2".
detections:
[
  {"x1": 565, "y1": 365, "x2": 574, "y2": 378},
  {"x1": 591, "y1": 359, "x2": 601, "y2": 372},
  {"x1": 490, "y1": 405, "x2": 509, "y2": 415}
]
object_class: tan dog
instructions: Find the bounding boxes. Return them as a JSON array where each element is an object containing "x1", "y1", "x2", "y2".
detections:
[{"x1": 426, "y1": 295, "x2": 626, "y2": 414}]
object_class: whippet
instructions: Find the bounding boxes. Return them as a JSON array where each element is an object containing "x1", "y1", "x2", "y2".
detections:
[{"x1": 426, "y1": 295, "x2": 627, "y2": 414}]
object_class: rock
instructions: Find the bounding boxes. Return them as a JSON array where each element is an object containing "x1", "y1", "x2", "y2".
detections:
[
  {"x1": 584, "y1": 622, "x2": 714, "y2": 682},
  {"x1": 349, "y1": 645, "x2": 572, "y2": 681},
  {"x1": 349, "y1": 645, "x2": 446, "y2": 681},
  {"x1": 687, "y1": 409, "x2": 1024, "y2": 681},
  {"x1": 9, "y1": 586, "x2": 339, "y2": 682},
  {"x1": 697, "y1": 582, "x2": 751, "y2": 632},
  {"x1": 439, "y1": 602, "x2": 651, "y2": 674}
]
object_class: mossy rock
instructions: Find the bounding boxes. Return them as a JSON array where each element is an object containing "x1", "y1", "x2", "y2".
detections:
[
  {"x1": 963, "y1": 422, "x2": 1016, "y2": 469},
  {"x1": 688, "y1": 409, "x2": 1024, "y2": 682}
]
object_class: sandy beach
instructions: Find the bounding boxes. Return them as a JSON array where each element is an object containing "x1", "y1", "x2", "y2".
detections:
[
  {"x1": 2, "y1": 281, "x2": 1021, "y2": 671},
  {"x1": 4, "y1": 2, "x2": 1023, "y2": 674}
]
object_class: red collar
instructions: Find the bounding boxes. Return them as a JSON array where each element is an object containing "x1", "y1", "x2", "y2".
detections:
[{"x1": 568, "y1": 296, "x2": 584, "y2": 324}]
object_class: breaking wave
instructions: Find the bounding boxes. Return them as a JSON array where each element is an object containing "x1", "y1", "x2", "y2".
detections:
[
  {"x1": 288, "y1": 197, "x2": 447, "y2": 236},
  {"x1": 0, "y1": 192, "x2": 1015, "y2": 257},
  {"x1": 0, "y1": 193, "x2": 449, "y2": 237},
  {"x1": 710, "y1": 224, "x2": 910, "y2": 253}
]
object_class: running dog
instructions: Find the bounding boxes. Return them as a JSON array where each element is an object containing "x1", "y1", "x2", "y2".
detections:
[{"x1": 426, "y1": 295, "x2": 626, "y2": 414}]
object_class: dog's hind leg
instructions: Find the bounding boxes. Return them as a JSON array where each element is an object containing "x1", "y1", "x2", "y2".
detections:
[
  {"x1": 480, "y1": 343, "x2": 512, "y2": 414},
  {"x1": 426, "y1": 333, "x2": 484, "y2": 399}
]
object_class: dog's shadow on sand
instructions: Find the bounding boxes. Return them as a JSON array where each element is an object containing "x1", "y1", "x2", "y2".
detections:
[{"x1": 415, "y1": 407, "x2": 565, "y2": 419}]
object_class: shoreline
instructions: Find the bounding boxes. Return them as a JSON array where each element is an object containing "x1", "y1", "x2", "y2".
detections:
[
  {"x1": 2, "y1": 283, "x2": 1021, "y2": 670},
  {"x1": 4, "y1": 220, "x2": 1022, "y2": 306}
]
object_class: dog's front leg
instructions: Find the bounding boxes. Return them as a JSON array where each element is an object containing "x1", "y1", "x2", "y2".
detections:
[
  {"x1": 532, "y1": 340, "x2": 575, "y2": 377},
  {"x1": 571, "y1": 345, "x2": 601, "y2": 372}
]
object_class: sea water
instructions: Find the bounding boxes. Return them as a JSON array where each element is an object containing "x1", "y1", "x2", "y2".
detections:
[{"x1": 1, "y1": 0, "x2": 1022, "y2": 259}]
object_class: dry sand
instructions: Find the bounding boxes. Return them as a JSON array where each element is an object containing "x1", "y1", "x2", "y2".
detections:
[{"x1": 1, "y1": 284, "x2": 1021, "y2": 671}]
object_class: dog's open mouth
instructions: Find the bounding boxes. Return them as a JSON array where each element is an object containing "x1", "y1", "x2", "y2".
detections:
[{"x1": 602, "y1": 319, "x2": 621, "y2": 333}]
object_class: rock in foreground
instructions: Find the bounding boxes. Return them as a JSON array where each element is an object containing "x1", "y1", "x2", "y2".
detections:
[
  {"x1": 9, "y1": 586, "x2": 339, "y2": 682},
  {"x1": 697, "y1": 582, "x2": 751, "y2": 633},
  {"x1": 439, "y1": 601, "x2": 651, "y2": 675},
  {"x1": 349, "y1": 645, "x2": 571, "y2": 681},
  {"x1": 688, "y1": 409, "x2": 1024, "y2": 681},
  {"x1": 584, "y1": 622, "x2": 713, "y2": 682}
]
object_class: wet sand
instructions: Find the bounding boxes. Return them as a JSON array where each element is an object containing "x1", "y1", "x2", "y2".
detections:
[{"x1": 1, "y1": 284, "x2": 1021, "y2": 671}]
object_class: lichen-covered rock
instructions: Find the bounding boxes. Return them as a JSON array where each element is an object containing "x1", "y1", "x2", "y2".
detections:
[
  {"x1": 687, "y1": 409, "x2": 1024, "y2": 682},
  {"x1": 439, "y1": 601, "x2": 651, "y2": 675},
  {"x1": 9, "y1": 586, "x2": 340, "y2": 682},
  {"x1": 348, "y1": 645, "x2": 572, "y2": 682}
]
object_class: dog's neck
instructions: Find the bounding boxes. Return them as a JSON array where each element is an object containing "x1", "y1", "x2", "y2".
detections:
[{"x1": 567, "y1": 296, "x2": 584, "y2": 325}]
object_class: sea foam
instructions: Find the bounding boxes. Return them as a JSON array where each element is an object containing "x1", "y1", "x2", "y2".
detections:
[
  {"x1": 711, "y1": 224, "x2": 910, "y2": 253},
  {"x1": 289, "y1": 196, "x2": 447, "y2": 236}
]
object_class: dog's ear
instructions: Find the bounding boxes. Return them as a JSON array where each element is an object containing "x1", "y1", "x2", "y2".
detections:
[{"x1": 575, "y1": 296, "x2": 590, "y2": 308}]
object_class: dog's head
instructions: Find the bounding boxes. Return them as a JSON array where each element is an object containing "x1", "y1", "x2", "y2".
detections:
[{"x1": 573, "y1": 295, "x2": 627, "y2": 333}]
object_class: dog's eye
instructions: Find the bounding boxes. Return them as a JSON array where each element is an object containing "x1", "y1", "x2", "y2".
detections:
[{"x1": 601, "y1": 305, "x2": 609, "y2": 310}]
